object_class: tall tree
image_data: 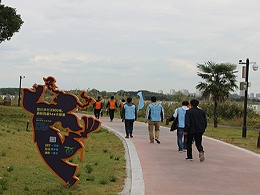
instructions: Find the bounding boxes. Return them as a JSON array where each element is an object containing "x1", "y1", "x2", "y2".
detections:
[
  {"x1": 0, "y1": 4, "x2": 24, "y2": 43},
  {"x1": 196, "y1": 61, "x2": 238, "y2": 127}
]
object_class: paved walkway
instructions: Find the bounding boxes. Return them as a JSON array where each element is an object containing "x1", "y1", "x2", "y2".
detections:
[{"x1": 93, "y1": 116, "x2": 259, "y2": 195}]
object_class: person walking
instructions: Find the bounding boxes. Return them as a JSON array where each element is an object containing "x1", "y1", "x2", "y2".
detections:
[
  {"x1": 106, "y1": 96, "x2": 118, "y2": 121},
  {"x1": 145, "y1": 96, "x2": 164, "y2": 144},
  {"x1": 173, "y1": 101, "x2": 189, "y2": 152},
  {"x1": 184, "y1": 99, "x2": 207, "y2": 162},
  {"x1": 121, "y1": 97, "x2": 137, "y2": 138},
  {"x1": 93, "y1": 96, "x2": 103, "y2": 119},
  {"x1": 119, "y1": 99, "x2": 126, "y2": 119}
]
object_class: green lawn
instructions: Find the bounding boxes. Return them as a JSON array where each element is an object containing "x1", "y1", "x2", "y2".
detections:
[
  {"x1": 204, "y1": 126, "x2": 259, "y2": 154},
  {"x1": 0, "y1": 106, "x2": 126, "y2": 195}
]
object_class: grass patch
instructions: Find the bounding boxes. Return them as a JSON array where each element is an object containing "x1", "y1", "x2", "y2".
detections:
[
  {"x1": 0, "y1": 106, "x2": 126, "y2": 195},
  {"x1": 204, "y1": 126, "x2": 259, "y2": 154}
]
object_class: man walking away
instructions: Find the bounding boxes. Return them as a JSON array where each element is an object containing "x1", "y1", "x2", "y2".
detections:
[
  {"x1": 106, "y1": 96, "x2": 118, "y2": 121},
  {"x1": 93, "y1": 96, "x2": 103, "y2": 119},
  {"x1": 145, "y1": 96, "x2": 164, "y2": 144},
  {"x1": 184, "y1": 99, "x2": 207, "y2": 162},
  {"x1": 119, "y1": 99, "x2": 126, "y2": 119},
  {"x1": 173, "y1": 101, "x2": 189, "y2": 152}
]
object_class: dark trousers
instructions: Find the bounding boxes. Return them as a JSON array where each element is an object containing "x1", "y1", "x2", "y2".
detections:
[
  {"x1": 109, "y1": 109, "x2": 115, "y2": 121},
  {"x1": 125, "y1": 119, "x2": 134, "y2": 136},
  {"x1": 94, "y1": 109, "x2": 101, "y2": 119},
  {"x1": 186, "y1": 132, "x2": 204, "y2": 159}
]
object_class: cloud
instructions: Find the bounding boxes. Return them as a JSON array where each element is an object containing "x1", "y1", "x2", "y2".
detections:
[{"x1": 1, "y1": 0, "x2": 259, "y2": 95}]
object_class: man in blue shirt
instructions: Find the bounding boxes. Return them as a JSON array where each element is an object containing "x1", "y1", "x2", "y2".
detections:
[
  {"x1": 145, "y1": 96, "x2": 164, "y2": 144},
  {"x1": 173, "y1": 101, "x2": 189, "y2": 152},
  {"x1": 121, "y1": 97, "x2": 137, "y2": 138}
]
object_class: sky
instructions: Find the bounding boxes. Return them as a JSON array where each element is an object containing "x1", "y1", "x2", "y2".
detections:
[{"x1": 1, "y1": 0, "x2": 259, "y2": 95}]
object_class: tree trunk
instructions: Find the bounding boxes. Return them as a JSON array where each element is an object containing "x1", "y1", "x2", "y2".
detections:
[{"x1": 213, "y1": 99, "x2": 218, "y2": 127}]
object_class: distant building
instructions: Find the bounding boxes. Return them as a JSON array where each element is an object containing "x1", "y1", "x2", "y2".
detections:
[
  {"x1": 170, "y1": 89, "x2": 176, "y2": 95},
  {"x1": 249, "y1": 93, "x2": 254, "y2": 99},
  {"x1": 158, "y1": 90, "x2": 163, "y2": 94},
  {"x1": 196, "y1": 90, "x2": 202, "y2": 97},
  {"x1": 180, "y1": 89, "x2": 189, "y2": 96},
  {"x1": 256, "y1": 93, "x2": 259, "y2": 99},
  {"x1": 189, "y1": 93, "x2": 196, "y2": 97},
  {"x1": 0, "y1": 95, "x2": 15, "y2": 99},
  {"x1": 240, "y1": 90, "x2": 245, "y2": 96}
]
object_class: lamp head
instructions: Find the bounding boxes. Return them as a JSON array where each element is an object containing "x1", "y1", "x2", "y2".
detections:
[{"x1": 252, "y1": 63, "x2": 258, "y2": 71}]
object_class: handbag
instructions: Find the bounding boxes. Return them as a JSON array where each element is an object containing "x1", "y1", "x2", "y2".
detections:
[{"x1": 170, "y1": 116, "x2": 178, "y2": 131}]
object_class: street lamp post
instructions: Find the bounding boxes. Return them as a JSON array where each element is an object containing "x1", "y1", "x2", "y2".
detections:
[
  {"x1": 239, "y1": 58, "x2": 258, "y2": 138},
  {"x1": 18, "y1": 76, "x2": 25, "y2": 107},
  {"x1": 240, "y1": 59, "x2": 249, "y2": 138}
]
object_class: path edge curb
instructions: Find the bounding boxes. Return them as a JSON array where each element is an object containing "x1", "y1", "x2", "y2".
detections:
[{"x1": 102, "y1": 124, "x2": 145, "y2": 195}]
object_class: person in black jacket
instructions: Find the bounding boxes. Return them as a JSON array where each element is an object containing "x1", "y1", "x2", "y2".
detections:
[{"x1": 184, "y1": 99, "x2": 207, "y2": 162}]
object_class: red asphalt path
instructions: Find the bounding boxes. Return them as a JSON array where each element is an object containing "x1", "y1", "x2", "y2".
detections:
[{"x1": 81, "y1": 114, "x2": 259, "y2": 195}]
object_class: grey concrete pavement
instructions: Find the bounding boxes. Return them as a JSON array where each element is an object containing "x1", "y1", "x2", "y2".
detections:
[{"x1": 91, "y1": 115, "x2": 259, "y2": 195}]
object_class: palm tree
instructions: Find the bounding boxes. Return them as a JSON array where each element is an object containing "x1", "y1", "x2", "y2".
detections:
[{"x1": 196, "y1": 61, "x2": 238, "y2": 127}]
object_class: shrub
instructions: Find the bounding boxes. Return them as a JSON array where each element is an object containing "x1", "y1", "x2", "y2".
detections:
[
  {"x1": 85, "y1": 164, "x2": 93, "y2": 174},
  {"x1": 109, "y1": 175, "x2": 117, "y2": 182},
  {"x1": 1, "y1": 150, "x2": 6, "y2": 156},
  {"x1": 99, "y1": 179, "x2": 108, "y2": 185}
]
